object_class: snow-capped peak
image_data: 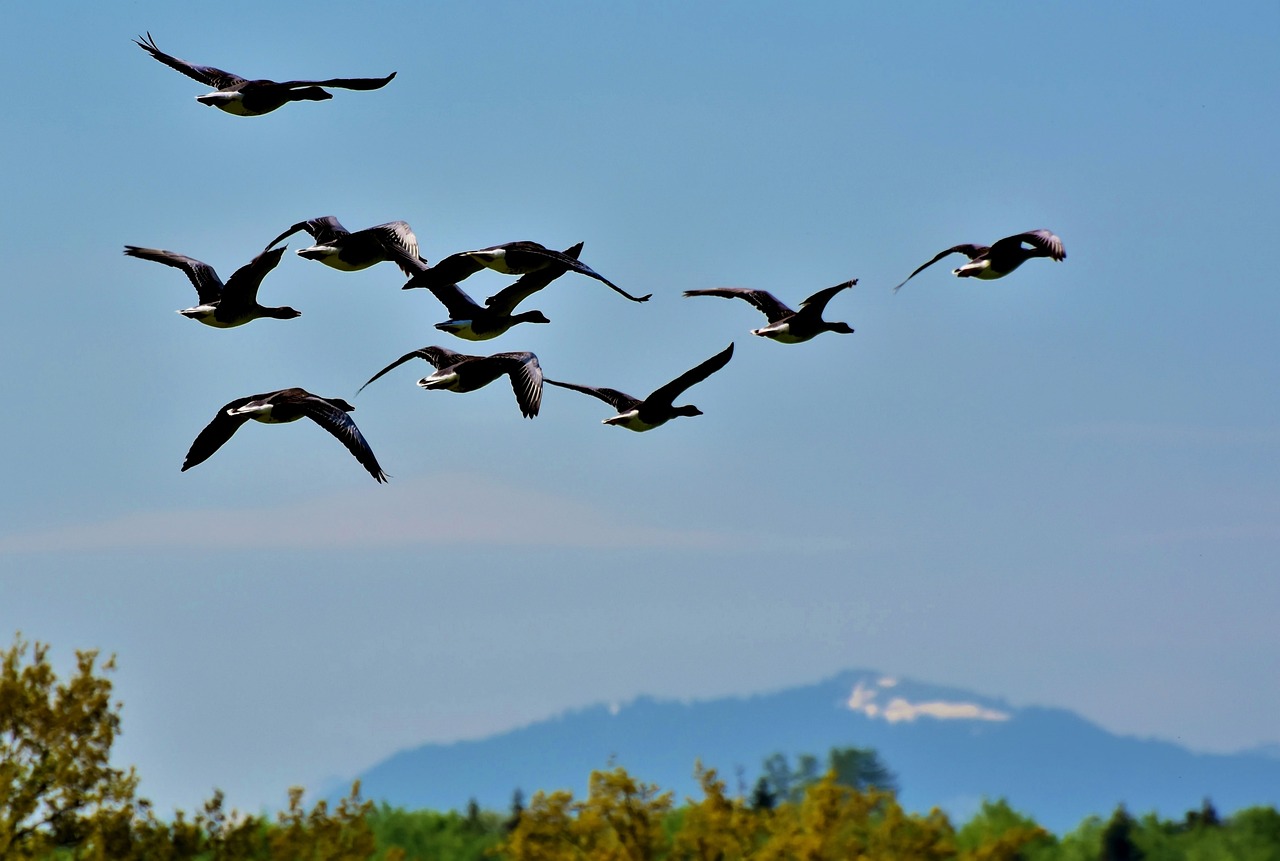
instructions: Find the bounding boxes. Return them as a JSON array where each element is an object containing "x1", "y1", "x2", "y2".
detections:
[{"x1": 845, "y1": 678, "x2": 1010, "y2": 724}]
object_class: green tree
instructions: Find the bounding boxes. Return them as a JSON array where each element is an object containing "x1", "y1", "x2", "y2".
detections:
[
  {"x1": 760, "y1": 747, "x2": 895, "y2": 803},
  {"x1": 828, "y1": 746, "x2": 897, "y2": 794},
  {"x1": 1100, "y1": 805, "x2": 1143, "y2": 861},
  {"x1": 748, "y1": 776, "x2": 777, "y2": 812},
  {"x1": 506, "y1": 787, "x2": 526, "y2": 834}
]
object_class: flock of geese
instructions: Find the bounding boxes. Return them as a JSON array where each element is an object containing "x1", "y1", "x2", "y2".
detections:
[{"x1": 127, "y1": 34, "x2": 1067, "y2": 484}]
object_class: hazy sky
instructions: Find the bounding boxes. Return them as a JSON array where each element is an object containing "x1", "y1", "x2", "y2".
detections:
[{"x1": 3, "y1": 2, "x2": 1278, "y2": 815}]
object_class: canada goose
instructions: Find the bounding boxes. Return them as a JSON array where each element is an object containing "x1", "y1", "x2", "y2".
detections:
[
  {"x1": 134, "y1": 33, "x2": 395, "y2": 116},
  {"x1": 182, "y1": 388, "x2": 387, "y2": 482},
  {"x1": 124, "y1": 245, "x2": 300, "y2": 327},
  {"x1": 546, "y1": 343, "x2": 734, "y2": 432},
  {"x1": 416, "y1": 242, "x2": 584, "y2": 341},
  {"x1": 684, "y1": 280, "x2": 856, "y2": 343},
  {"x1": 893, "y1": 229, "x2": 1065, "y2": 292},
  {"x1": 265, "y1": 216, "x2": 426, "y2": 277},
  {"x1": 359, "y1": 346, "x2": 544, "y2": 419},
  {"x1": 404, "y1": 240, "x2": 650, "y2": 303}
]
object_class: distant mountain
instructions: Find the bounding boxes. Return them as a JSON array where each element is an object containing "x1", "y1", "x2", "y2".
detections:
[{"x1": 341, "y1": 671, "x2": 1280, "y2": 834}]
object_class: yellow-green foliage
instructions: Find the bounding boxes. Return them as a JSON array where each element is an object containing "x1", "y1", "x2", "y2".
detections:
[{"x1": 501, "y1": 761, "x2": 956, "y2": 861}]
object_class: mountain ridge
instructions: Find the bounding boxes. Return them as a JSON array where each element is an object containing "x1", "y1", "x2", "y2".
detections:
[{"x1": 338, "y1": 669, "x2": 1279, "y2": 833}]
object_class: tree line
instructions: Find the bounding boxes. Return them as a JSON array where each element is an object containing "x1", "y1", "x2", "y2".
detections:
[{"x1": 3, "y1": 636, "x2": 1277, "y2": 860}]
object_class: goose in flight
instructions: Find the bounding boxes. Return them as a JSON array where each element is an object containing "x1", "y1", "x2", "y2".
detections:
[
  {"x1": 404, "y1": 240, "x2": 650, "y2": 303},
  {"x1": 265, "y1": 216, "x2": 426, "y2": 277},
  {"x1": 124, "y1": 245, "x2": 300, "y2": 327},
  {"x1": 182, "y1": 388, "x2": 387, "y2": 482},
  {"x1": 359, "y1": 346, "x2": 544, "y2": 419},
  {"x1": 893, "y1": 229, "x2": 1065, "y2": 292},
  {"x1": 134, "y1": 33, "x2": 395, "y2": 116},
  {"x1": 684, "y1": 280, "x2": 856, "y2": 343},
  {"x1": 415, "y1": 242, "x2": 585, "y2": 341},
  {"x1": 545, "y1": 343, "x2": 734, "y2": 432}
]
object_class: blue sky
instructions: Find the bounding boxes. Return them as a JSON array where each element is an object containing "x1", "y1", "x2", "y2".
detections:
[{"x1": 2, "y1": 1, "x2": 1278, "y2": 814}]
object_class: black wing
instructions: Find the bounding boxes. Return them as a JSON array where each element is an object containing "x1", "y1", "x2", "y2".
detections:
[
  {"x1": 300, "y1": 397, "x2": 388, "y2": 482},
  {"x1": 647, "y1": 343, "x2": 735, "y2": 408},
  {"x1": 491, "y1": 352, "x2": 544, "y2": 418},
  {"x1": 417, "y1": 280, "x2": 483, "y2": 318},
  {"x1": 264, "y1": 215, "x2": 349, "y2": 250},
  {"x1": 181, "y1": 395, "x2": 258, "y2": 471},
  {"x1": 124, "y1": 245, "x2": 224, "y2": 303},
  {"x1": 221, "y1": 246, "x2": 287, "y2": 304},
  {"x1": 365, "y1": 221, "x2": 428, "y2": 276},
  {"x1": 544, "y1": 379, "x2": 640, "y2": 413},
  {"x1": 994, "y1": 229, "x2": 1066, "y2": 261},
  {"x1": 892, "y1": 244, "x2": 989, "y2": 292},
  {"x1": 402, "y1": 253, "x2": 487, "y2": 290},
  {"x1": 796, "y1": 279, "x2": 857, "y2": 314},
  {"x1": 358, "y1": 345, "x2": 469, "y2": 394},
  {"x1": 683, "y1": 288, "x2": 792, "y2": 323},
  {"x1": 134, "y1": 33, "x2": 246, "y2": 89},
  {"x1": 528, "y1": 247, "x2": 651, "y2": 303},
  {"x1": 276, "y1": 72, "x2": 396, "y2": 91}
]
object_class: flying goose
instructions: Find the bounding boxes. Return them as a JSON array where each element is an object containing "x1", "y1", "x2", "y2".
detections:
[
  {"x1": 358, "y1": 346, "x2": 544, "y2": 419},
  {"x1": 415, "y1": 242, "x2": 584, "y2": 341},
  {"x1": 182, "y1": 388, "x2": 387, "y2": 482},
  {"x1": 403, "y1": 240, "x2": 650, "y2": 303},
  {"x1": 893, "y1": 229, "x2": 1066, "y2": 292},
  {"x1": 684, "y1": 280, "x2": 856, "y2": 343},
  {"x1": 134, "y1": 33, "x2": 395, "y2": 116},
  {"x1": 124, "y1": 245, "x2": 300, "y2": 327},
  {"x1": 265, "y1": 216, "x2": 426, "y2": 277},
  {"x1": 545, "y1": 343, "x2": 734, "y2": 432}
]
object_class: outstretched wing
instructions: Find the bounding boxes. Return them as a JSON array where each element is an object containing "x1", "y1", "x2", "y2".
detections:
[
  {"x1": 797, "y1": 279, "x2": 857, "y2": 313},
  {"x1": 994, "y1": 229, "x2": 1066, "y2": 262},
  {"x1": 647, "y1": 343, "x2": 735, "y2": 408},
  {"x1": 181, "y1": 395, "x2": 259, "y2": 471},
  {"x1": 892, "y1": 244, "x2": 988, "y2": 292},
  {"x1": 124, "y1": 245, "x2": 224, "y2": 303},
  {"x1": 492, "y1": 352, "x2": 544, "y2": 418},
  {"x1": 485, "y1": 242, "x2": 584, "y2": 314},
  {"x1": 134, "y1": 33, "x2": 246, "y2": 89},
  {"x1": 402, "y1": 252, "x2": 486, "y2": 290},
  {"x1": 264, "y1": 215, "x2": 349, "y2": 250},
  {"x1": 300, "y1": 397, "x2": 388, "y2": 483},
  {"x1": 417, "y1": 280, "x2": 483, "y2": 318},
  {"x1": 544, "y1": 379, "x2": 640, "y2": 413},
  {"x1": 358, "y1": 345, "x2": 468, "y2": 394},
  {"x1": 277, "y1": 72, "x2": 396, "y2": 91},
  {"x1": 683, "y1": 288, "x2": 792, "y2": 323},
  {"x1": 525, "y1": 246, "x2": 651, "y2": 303},
  {"x1": 221, "y1": 246, "x2": 287, "y2": 304}
]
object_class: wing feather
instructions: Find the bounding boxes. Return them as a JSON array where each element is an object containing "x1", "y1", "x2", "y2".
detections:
[
  {"x1": 492, "y1": 352, "x2": 544, "y2": 418},
  {"x1": 544, "y1": 379, "x2": 640, "y2": 413},
  {"x1": 647, "y1": 343, "x2": 735, "y2": 408},
  {"x1": 124, "y1": 245, "x2": 224, "y2": 303},
  {"x1": 893, "y1": 244, "x2": 988, "y2": 292},
  {"x1": 134, "y1": 33, "x2": 246, "y2": 89},
  {"x1": 300, "y1": 398, "x2": 388, "y2": 482},
  {"x1": 684, "y1": 288, "x2": 792, "y2": 322},
  {"x1": 181, "y1": 396, "x2": 258, "y2": 471}
]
